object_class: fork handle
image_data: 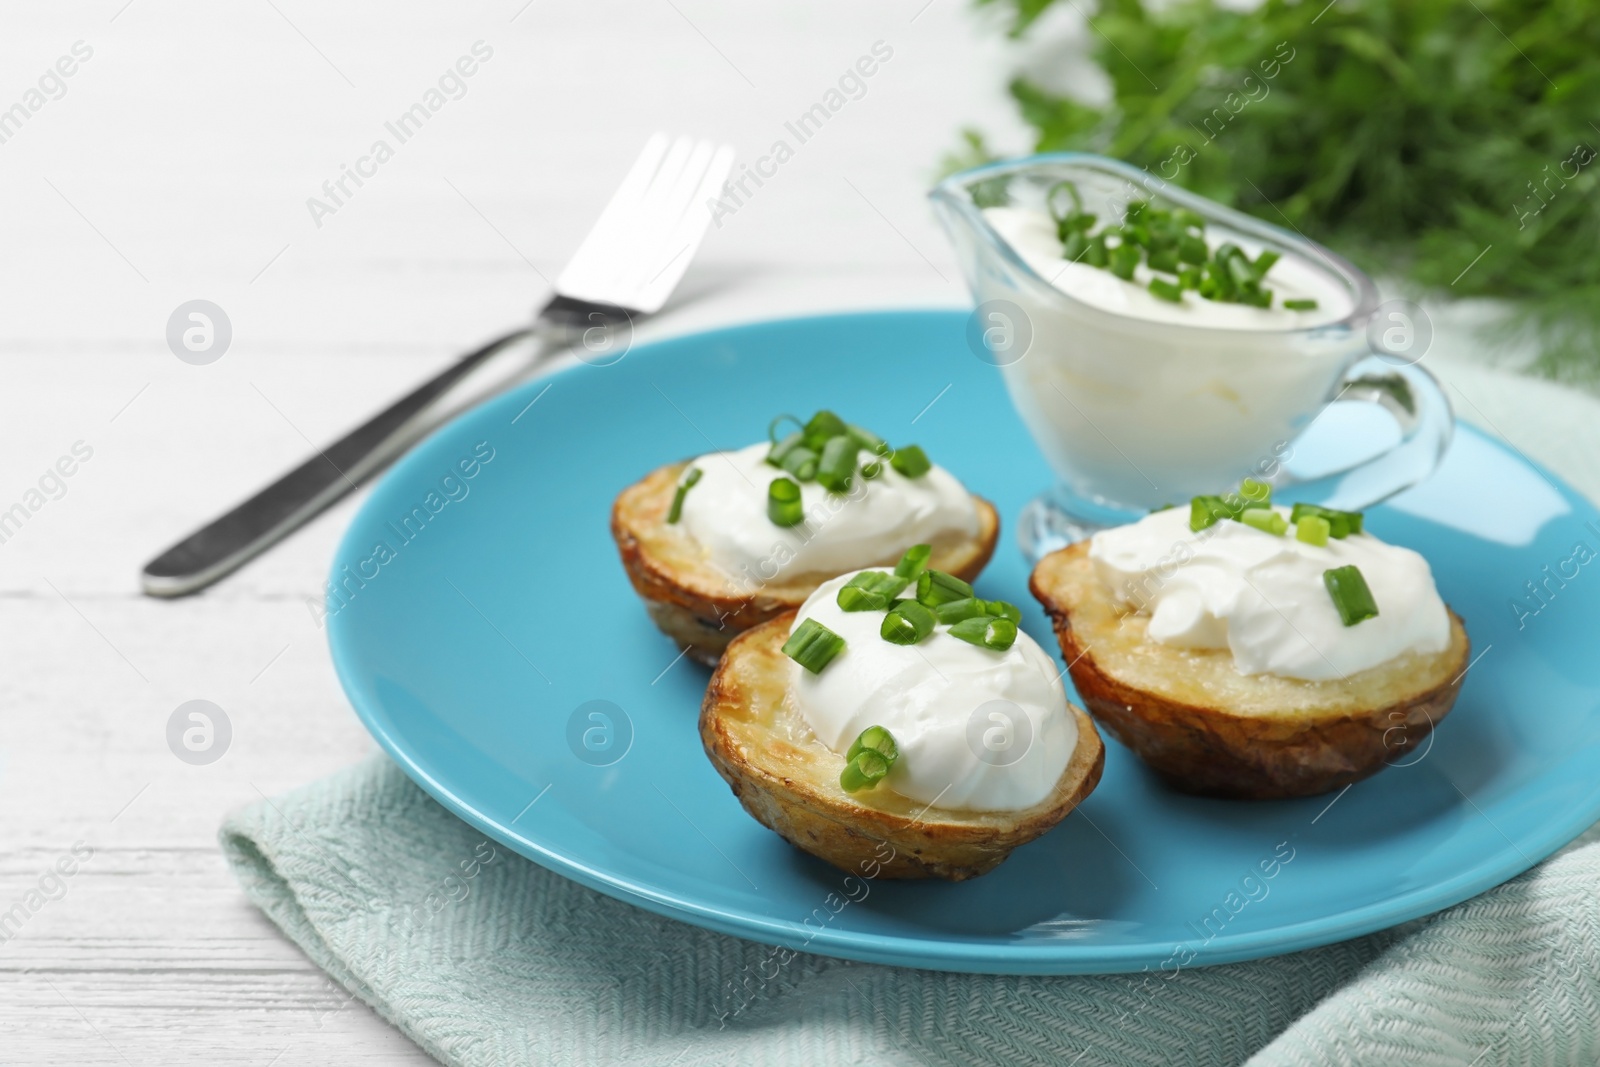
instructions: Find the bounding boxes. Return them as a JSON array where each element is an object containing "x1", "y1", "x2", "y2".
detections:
[{"x1": 141, "y1": 326, "x2": 537, "y2": 597}]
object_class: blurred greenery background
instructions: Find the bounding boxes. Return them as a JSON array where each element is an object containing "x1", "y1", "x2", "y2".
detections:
[{"x1": 954, "y1": 0, "x2": 1600, "y2": 382}]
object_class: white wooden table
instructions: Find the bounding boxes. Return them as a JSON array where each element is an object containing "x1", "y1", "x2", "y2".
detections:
[
  {"x1": 3, "y1": 3, "x2": 1594, "y2": 1064},
  {"x1": 0, "y1": 3, "x2": 1038, "y2": 1062}
]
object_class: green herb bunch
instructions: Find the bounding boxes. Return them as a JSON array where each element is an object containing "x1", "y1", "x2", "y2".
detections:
[{"x1": 966, "y1": 0, "x2": 1600, "y2": 380}]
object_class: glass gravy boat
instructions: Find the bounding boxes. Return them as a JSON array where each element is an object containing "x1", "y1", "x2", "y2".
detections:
[{"x1": 931, "y1": 153, "x2": 1452, "y2": 560}]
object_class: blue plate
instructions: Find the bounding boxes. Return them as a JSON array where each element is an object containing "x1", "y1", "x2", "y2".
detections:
[{"x1": 328, "y1": 310, "x2": 1600, "y2": 975}]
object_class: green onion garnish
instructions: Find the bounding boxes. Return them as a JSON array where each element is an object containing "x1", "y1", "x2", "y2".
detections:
[
  {"x1": 803, "y1": 410, "x2": 849, "y2": 448},
  {"x1": 768, "y1": 477, "x2": 804, "y2": 527},
  {"x1": 1109, "y1": 242, "x2": 1140, "y2": 280},
  {"x1": 846, "y1": 725, "x2": 898, "y2": 765},
  {"x1": 916, "y1": 569, "x2": 973, "y2": 609},
  {"x1": 894, "y1": 544, "x2": 932, "y2": 581},
  {"x1": 1189, "y1": 494, "x2": 1233, "y2": 532},
  {"x1": 1149, "y1": 278, "x2": 1183, "y2": 303},
  {"x1": 759, "y1": 410, "x2": 938, "y2": 502},
  {"x1": 1290, "y1": 503, "x2": 1364, "y2": 539},
  {"x1": 1046, "y1": 182, "x2": 1308, "y2": 311},
  {"x1": 1296, "y1": 514, "x2": 1331, "y2": 546},
  {"x1": 1239, "y1": 478, "x2": 1271, "y2": 506},
  {"x1": 889, "y1": 445, "x2": 931, "y2": 479},
  {"x1": 985, "y1": 599, "x2": 1023, "y2": 624},
  {"x1": 948, "y1": 615, "x2": 1018, "y2": 652},
  {"x1": 847, "y1": 424, "x2": 887, "y2": 453},
  {"x1": 666, "y1": 467, "x2": 702, "y2": 524},
  {"x1": 779, "y1": 445, "x2": 818, "y2": 482},
  {"x1": 836, "y1": 571, "x2": 909, "y2": 612},
  {"x1": 839, "y1": 749, "x2": 891, "y2": 793},
  {"x1": 933, "y1": 597, "x2": 989, "y2": 624},
  {"x1": 767, "y1": 414, "x2": 802, "y2": 446},
  {"x1": 766, "y1": 431, "x2": 806, "y2": 469},
  {"x1": 816, "y1": 434, "x2": 859, "y2": 494},
  {"x1": 880, "y1": 600, "x2": 936, "y2": 645},
  {"x1": 841, "y1": 726, "x2": 900, "y2": 792},
  {"x1": 1323, "y1": 565, "x2": 1380, "y2": 627},
  {"x1": 1283, "y1": 298, "x2": 1319, "y2": 311},
  {"x1": 1240, "y1": 508, "x2": 1288, "y2": 536},
  {"x1": 782, "y1": 617, "x2": 846, "y2": 673}
]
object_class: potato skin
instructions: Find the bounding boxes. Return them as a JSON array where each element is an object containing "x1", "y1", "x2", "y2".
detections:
[
  {"x1": 699, "y1": 612, "x2": 1105, "y2": 881},
  {"x1": 1030, "y1": 540, "x2": 1469, "y2": 799},
  {"x1": 612, "y1": 460, "x2": 999, "y2": 665}
]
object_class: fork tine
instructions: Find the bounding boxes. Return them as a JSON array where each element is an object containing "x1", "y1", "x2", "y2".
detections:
[
  {"x1": 624, "y1": 137, "x2": 714, "y2": 297},
  {"x1": 636, "y1": 141, "x2": 734, "y2": 312},
  {"x1": 555, "y1": 133, "x2": 734, "y2": 315}
]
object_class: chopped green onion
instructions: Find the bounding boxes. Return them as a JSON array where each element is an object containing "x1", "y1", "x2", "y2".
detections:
[
  {"x1": 768, "y1": 477, "x2": 804, "y2": 527},
  {"x1": 1190, "y1": 494, "x2": 1233, "y2": 532},
  {"x1": 1178, "y1": 235, "x2": 1209, "y2": 264},
  {"x1": 1253, "y1": 250, "x2": 1281, "y2": 276},
  {"x1": 916, "y1": 569, "x2": 974, "y2": 608},
  {"x1": 1290, "y1": 503, "x2": 1364, "y2": 539},
  {"x1": 1323, "y1": 565, "x2": 1380, "y2": 627},
  {"x1": 766, "y1": 431, "x2": 805, "y2": 469},
  {"x1": 1178, "y1": 266, "x2": 1203, "y2": 290},
  {"x1": 1296, "y1": 514, "x2": 1331, "y2": 546},
  {"x1": 1061, "y1": 229, "x2": 1089, "y2": 262},
  {"x1": 816, "y1": 435, "x2": 859, "y2": 494},
  {"x1": 948, "y1": 615, "x2": 1018, "y2": 652},
  {"x1": 839, "y1": 749, "x2": 891, "y2": 793},
  {"x1": 1283, "y1": 298, "x2": 1319, "y2": 311},
  {"x1": 1149, "y1": 278, "x2": 1183, "y2": 303},
  {"x1": 933, "y1": 597, "x2": 989, "y2": 624},
  {"x1": 1147, "y1": 247, "x2": 1180, "y2": 275},
  {"x1": 1110, "y1": 242, "x2": 1141, "y2": 280},
  {"x1": 889, "y1": 444, "x2": 931, "y2": 479},
  {"x1": 836, "y1": 571, "x2": 909, "y2": 612},
  {"x1": 666, "y1": 467, "x2": 702, "y2": 524},
  {"x1": 984, "y1": 599, "x2": 1023, "y2": 624},
  {"x1": 847, "y1": 424, "x2": 887, "y2": 454},
  {"x1": 894, "y1": 544, "x2": 932, "y2": 581},
  {"x1": 881, "y1": 599, "x2": 936, "y2": 645},
  {"x1": 860, "y1": 459, "x2": 884, "y2": 480},
  {"x1": 782, "y1": 617, "x2": 845, "y2": 673},
  {"x1": 802, "y1": 410, "x2": 849, "y2": 447},
  {"x1": 767, "y1": 414, "x2": 802, "y2": 446},
  {"x1": 1240, "y1": 508, "x2": 1288, "y2": 536},
  {"x1": 846, "y1": 725, "x2": 898, "y2": 765},
  {"x1": 1239, "y1": 478, "x2": 1272, "y2": 506},
  {"x1": 779, "y1": 445, "x2": 818, "y2": 481}
]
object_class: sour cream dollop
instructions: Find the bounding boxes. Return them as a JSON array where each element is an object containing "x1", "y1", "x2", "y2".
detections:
[
  {"x1": 788, "y1": 571, "x2": 1077, "y2": 812},
  {"x1": 1089, "y1": 506, "x2": 1450, "y2": 681},
  {"x1": 678, "y1": 443, "x2": 980, "y2": 582}
]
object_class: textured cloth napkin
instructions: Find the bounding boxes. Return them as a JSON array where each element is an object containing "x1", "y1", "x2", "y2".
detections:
[{"x1": 222, "y1": 363, "x2": 1600, "y2": 1067}]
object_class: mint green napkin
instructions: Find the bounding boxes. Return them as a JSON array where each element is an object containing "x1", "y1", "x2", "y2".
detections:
[
  {"x1": 222, "y1": 364, "x2": 1600, "y2": 1066},
  {"x1": 222, "y1": 756, "x2": 1600, "y2": 1066}
]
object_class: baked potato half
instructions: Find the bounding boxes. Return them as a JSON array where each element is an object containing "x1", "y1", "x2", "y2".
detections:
[
  {"x1": 613, "y1": 460, "x2": 999, "y2": 665},
  {"x1": 699, "y1": 611, "x2": 1106, "y2": 881},
  {"x1": 1030, "y1": 540, "x2": 1469, "y2": 800}
]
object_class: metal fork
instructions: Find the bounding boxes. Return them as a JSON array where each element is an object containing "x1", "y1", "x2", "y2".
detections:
[{"x1": 141, "y1": 133, "x2": 735, "y2": 597}]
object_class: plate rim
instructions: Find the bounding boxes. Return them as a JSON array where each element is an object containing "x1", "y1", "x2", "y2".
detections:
[{"x1": 328, "y1": 307, "x2": 1600, "y2": 975}]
